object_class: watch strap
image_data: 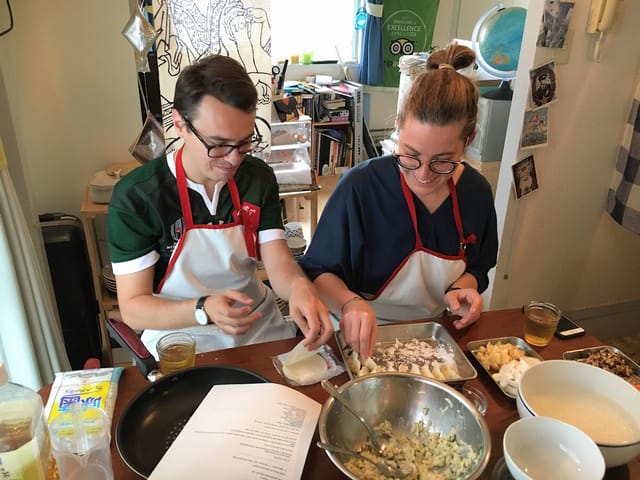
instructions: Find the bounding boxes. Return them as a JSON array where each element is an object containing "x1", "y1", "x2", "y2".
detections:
[
  {"x1": 195, "y1": 295, "x2": 211, "y2": 324},
  {"x1": 196, "y1": 295, "x2": 208, "y2": 310}
]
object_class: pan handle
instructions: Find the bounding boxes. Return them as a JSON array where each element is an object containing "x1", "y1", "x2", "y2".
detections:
[{"x1": 106, "y1": 317, "x2": 158, "y2": 378}]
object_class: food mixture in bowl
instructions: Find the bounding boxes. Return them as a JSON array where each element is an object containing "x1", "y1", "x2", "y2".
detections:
[{"x1": 345, "y1": 419, "x2": 480, "y2": 479}]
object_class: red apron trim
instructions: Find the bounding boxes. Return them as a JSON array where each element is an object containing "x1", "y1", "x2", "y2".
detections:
[
  {"x1": 398, "y1": 174, "x2": 476, "y2": 257},
  {"x1": 368, "y1": 247, "x2": 464, "y2": 301},
  {"x1": 448, "y1": 177, "x2": 477, "y2": 255},
  {"x1": 240, "y1": 202, "x2": 261, "y2": 259},
  {"x1": 156, "y1": 149, "x2": 261, "y2": 292},
  {"x1": 399, "y1": 172, "x2": 423, "y2": 249},
  {"x1": 368, "y1": 173, "x2": 471, "y2": 300}
]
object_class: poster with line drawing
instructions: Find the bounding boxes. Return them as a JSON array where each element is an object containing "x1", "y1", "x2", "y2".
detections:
[{"x1": 151, "y1": 0, "x2": 272, "y2": 147}]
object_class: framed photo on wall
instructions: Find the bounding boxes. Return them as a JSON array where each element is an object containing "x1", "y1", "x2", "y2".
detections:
[
  {"x1": 537, "y1": 1, "x2": 575, "y2": 49},
  {"x1": 521, "y1": 106, "x2": 549, "y2": 149},
  {"x1": 512, "y1": 155, "x2": 539, "y2": 199},
  {"x1": 530, "y1": 61, "x2": 558, "y2": 107}
]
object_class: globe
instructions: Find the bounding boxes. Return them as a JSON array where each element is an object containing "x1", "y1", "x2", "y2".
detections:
[{"x1": 471, "y1": 5, "x2": 527, "y2": 99}]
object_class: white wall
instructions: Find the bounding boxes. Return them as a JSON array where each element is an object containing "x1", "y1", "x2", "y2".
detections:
[
  {"x1": 0, "y1": 0, "x2": 140, "y2": 217},
  {"x1": 490, "y1": 0, "x2": 640, "y2": 311}
]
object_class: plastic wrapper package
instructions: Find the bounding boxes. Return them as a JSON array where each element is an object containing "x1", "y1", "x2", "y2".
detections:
[
  {"x1": 44, "y1": 368, "x2": 123, "y2": 479},
  {"x1": 272, "y1": 344, "x2": 345, "y2": 387},
  {"x1": 44, "y1": 367, "x2": 123, "y2": 428}
]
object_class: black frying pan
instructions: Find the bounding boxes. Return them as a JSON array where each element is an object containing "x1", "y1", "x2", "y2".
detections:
[{"x1": 106, "y1": 319, "x2": 268, "y2": 478}]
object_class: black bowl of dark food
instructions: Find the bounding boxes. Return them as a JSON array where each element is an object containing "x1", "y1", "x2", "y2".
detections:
[
  {"x1": 116, "y1": 365, "x2": 267, "y2": 477},
  {"x1": 318, "y1": 373, "x2": 491, "y2": 479}
]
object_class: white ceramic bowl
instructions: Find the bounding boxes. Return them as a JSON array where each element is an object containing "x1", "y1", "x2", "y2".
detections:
[
  {"x1": 504, "y1": 416, "x2": 604, "y2": 480},
  {"x1": 517, "y1": 359, "x2": 640, "y2": 468}
]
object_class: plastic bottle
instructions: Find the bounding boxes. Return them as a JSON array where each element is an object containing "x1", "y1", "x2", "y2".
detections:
[{"x1": 0, "y1": 362, "x2": 50, "y2": 480}]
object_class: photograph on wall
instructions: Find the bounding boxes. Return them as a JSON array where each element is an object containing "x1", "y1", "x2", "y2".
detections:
[
  {"x1": 537, "y1": 1, "x2": 575, "y2": 48},
  {"x1": 512, "y1": 155, "x2": 539, "y2": 199},
  {"x1": 521, "y1": 106, "x2": 549, "y2": 150},
  {"x1": 529, "y1": 60, "x2": 557, "y2": 107}
]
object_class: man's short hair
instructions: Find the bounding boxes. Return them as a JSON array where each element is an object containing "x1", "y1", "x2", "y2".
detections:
[{"x1": 173, "y1": 55, "x2": 258, "y2": 120}]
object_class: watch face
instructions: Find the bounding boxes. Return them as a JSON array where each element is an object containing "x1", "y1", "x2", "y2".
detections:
[{"x1": 195, "y1": 308, "x2": 208, "y2": 325}]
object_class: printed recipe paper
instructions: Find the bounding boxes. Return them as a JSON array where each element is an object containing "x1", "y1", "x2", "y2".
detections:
[{"x1": 149, "y1": 383, "x2": 321, "y2": 480}]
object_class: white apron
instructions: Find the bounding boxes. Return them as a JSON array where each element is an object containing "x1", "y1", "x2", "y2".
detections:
[
  {"x1": 365, "y1": 175, "x2": 476, "y2": 321},
  {"x1": 141, "y1": 148, "x2": 296, "y2": 357}
]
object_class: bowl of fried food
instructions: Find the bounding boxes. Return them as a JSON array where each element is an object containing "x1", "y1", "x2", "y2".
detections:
[
  {"x1": 318, "y1": 372, "x2": 491, "y2": 479},
  {"x1": 518, "y1": 359, "x2": 640, "y2": 468}
]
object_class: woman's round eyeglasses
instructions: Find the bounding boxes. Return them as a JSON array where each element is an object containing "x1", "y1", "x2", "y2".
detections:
[
  {"x1": 393, "y1": 152, "x2": 461, "y2": 175},
  {"x1": 183, "y1": 115, "x2": 263, "y2": 159}
]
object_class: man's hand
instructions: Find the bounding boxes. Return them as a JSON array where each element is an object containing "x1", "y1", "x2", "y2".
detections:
[
  {"x1": 204, "y1": 290, "x2": 264, "y2": 335},
  {"x1": 445, "y1": 288, "x2": 483, "y2": 329},
  {"x1": 340, "y1": 298, "x2": 377, "y2": 359},
  {"x1": 287, "y1": 276, "x2": 333, "y2": 351}
]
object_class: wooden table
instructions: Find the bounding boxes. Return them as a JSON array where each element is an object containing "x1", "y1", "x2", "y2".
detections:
[{"x1": 40, "y1": 308, "x2": 640, "y2": 479}]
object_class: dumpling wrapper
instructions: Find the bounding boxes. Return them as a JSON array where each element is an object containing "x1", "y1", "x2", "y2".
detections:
[{"x1": 282, "y1": 340, "x2": 328, "y2": 385}]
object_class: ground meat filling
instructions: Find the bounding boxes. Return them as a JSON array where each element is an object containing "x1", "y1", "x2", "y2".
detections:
[{"x1": 576, "y1": 349, "x2": 638, "y2": 385}]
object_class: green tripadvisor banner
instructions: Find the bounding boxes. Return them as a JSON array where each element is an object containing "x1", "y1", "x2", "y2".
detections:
[{"x1": 382, "y1": 0, "x2": 439, "y2": 87}]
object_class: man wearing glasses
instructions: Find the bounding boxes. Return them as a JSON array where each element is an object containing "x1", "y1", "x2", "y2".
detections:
[
  {"x1": 108, "y1": 55, "x2": 332, "y2": 357},
  {"x1": 299, "y1": 43, "x2": 498, "y2": 359}
]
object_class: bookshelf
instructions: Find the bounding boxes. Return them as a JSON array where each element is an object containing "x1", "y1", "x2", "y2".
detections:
[
  {"x1": 312, "y1": 121, "x2": 352, "y2": 177},
  {"x1": 285, "y1": 81, "x2": 363, "y2": 179}
]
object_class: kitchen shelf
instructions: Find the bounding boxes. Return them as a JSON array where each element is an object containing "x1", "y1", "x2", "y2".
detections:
[
  {"x1": 80, "y1": 188, "x2": 113, "y2": 366},
  {"x1": 271, "y1": 141, "x2": 311, "y2": 151}
]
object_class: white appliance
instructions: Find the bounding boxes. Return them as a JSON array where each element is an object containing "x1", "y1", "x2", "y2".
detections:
[{"x1": 465, "y1": 96, "x2": 511, "y2": 163}]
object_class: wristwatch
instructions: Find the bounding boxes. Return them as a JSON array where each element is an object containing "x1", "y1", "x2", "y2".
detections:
[{"x1": 194, "y1": 296, "x2": 211, "y2": 325}]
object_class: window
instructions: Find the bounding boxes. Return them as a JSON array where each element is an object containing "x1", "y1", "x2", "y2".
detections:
[{"x1": 270, "y1": 0, "x2": 360, "y2": 63}]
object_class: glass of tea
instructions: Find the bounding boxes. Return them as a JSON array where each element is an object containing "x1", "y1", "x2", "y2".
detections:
[
  {"x1": 523, "y1": 301, "x2": 561, "y2": 347},
  {"x1": 156, "y1": 332, "x2": 196, "y2": 375}
]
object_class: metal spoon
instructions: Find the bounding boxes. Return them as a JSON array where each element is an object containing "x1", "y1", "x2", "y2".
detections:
[
  {"x1": 317, "y1": 442, "x2": 412, "y2": 479},
  {"x1": 320, "y1": 379, "x2": 393, "y2": 454}
]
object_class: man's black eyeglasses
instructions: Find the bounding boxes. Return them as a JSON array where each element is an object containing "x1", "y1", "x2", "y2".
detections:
[
  {"x1": 183, "y1": 116, "x2": 263, "y2": 159},
  {"x1": 393, "y1": 152, "x2": 461, "y2": 175}
]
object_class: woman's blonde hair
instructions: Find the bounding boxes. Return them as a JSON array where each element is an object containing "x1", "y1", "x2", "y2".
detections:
[{"x1": 396, "y1": 43, "x2": 478, "y2": 142}]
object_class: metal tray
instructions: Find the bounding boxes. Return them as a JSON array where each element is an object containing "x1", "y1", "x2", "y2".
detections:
[
  {"x1": 563, "y1": 345, "x2": 640, "y2": 387},
  {"x1": 336, "y1": 322, "x2": 477, "y2": 384},
  {"x1": 467, "y1": 337, "x2": 544, "y2": 399}
]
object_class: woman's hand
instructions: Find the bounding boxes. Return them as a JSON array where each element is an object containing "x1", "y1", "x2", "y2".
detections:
[
  {"x1": 340, "y1": 298, "x2": 377, "y2": 359},
  {"x1": 445, "y1": 288, "x2": 483, "y2": 329}
]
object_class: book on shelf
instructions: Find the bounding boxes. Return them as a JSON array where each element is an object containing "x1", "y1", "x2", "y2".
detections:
[
  {"x1": 277, "y1": 81, "x2": 362, "y2": 174},
  {"x1": 314, "y1": 126, "x2": 351, "y2": 176},
  {"x1": 329, "y1": 81, "x2": 363, "y2": 165},
  {"x1": 321, "y1": 98, "x2": 347, "y2": 110}
]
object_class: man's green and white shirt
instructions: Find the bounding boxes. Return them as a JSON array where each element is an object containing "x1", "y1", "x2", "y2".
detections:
[{"x1": 108, "y1": 151, "x2": 284, "y2": 290}]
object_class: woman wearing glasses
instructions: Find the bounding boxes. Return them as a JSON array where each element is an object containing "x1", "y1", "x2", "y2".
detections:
[
  {"x1": 108, "y1": 54, "x2": 332, "y2": 358},
  {"x1": 299, "y1": 43, "x2": 498, "y2": 358}
]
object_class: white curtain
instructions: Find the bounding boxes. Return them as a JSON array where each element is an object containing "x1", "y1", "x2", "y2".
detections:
[{"x1": 0, "y1": 141, "x2": 70, "y2": 391}]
